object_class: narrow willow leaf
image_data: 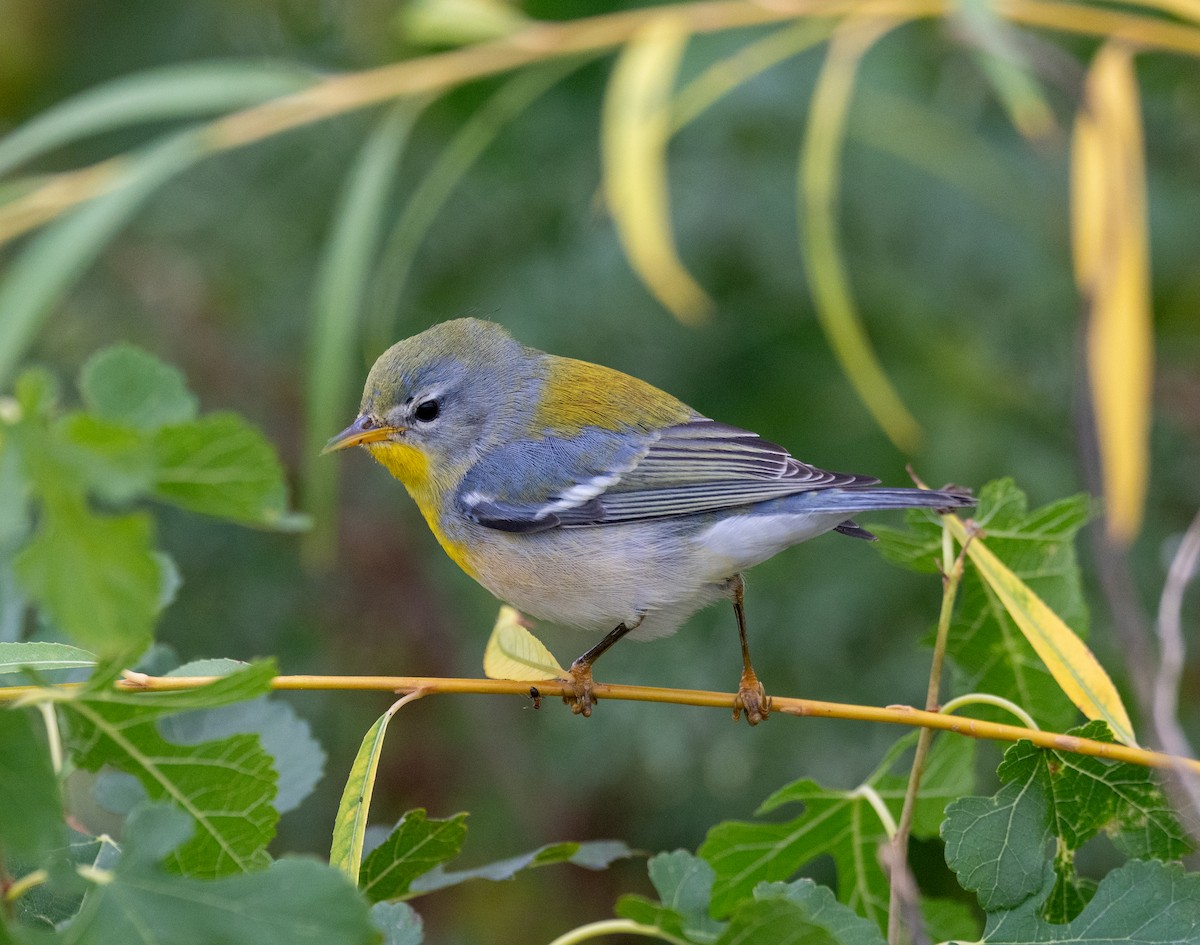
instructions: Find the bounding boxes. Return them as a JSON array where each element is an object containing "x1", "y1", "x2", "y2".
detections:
[
  {"x1": 0, "y1": 131, "x2": 203, "y2": 388},
  {"x1": 799, "y1": 18, "x2": 922, "y2": 453},
  {"x1": 0, "y1": 640, "x2": 96, "y2": 674},
  {"x1": 410, "y1": 838, "x2": 633, "y2": 895},
  {"x1": 945, "y1": 513, "x2": 1136, "y2": 745},
  {"x1": 304, "y1": 103, "x2": 419, "y2": 561},
  {"x1": 875, "y1": 479, "x2": 1095, "y2": 731},
  {"x1": 482, "y1": 605, "x2": 564, "y2": 680},
  {"x1": 670, "y1": 20, "x2": 834, "y2": 132},
  {"x1": 330, "y1": 695, "x2": 419, "y2": 881},
  {"x1": 399, "y1": 0, "x2": 530, "y2": 47},
  {"x1": 1071, "y1": 43, "x2": 1152, "y2": 546},
  {"x1": 0, "y1": 62, "x2": 314, "y2": 176},
  {"x1": 602, "y1": 14, "x2": 712, "y2": 323},
  {"x1": 849, "y1": 89, "x2": 1045, "y2": 231},
  {"x1": 954, "y1": 0, "x2": 1056, "y2": 142}
]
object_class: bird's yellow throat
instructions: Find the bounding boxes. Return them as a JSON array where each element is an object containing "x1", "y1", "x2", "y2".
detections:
[{"x1": 365, "y1": 441, "x2": 477, "y2": 578}]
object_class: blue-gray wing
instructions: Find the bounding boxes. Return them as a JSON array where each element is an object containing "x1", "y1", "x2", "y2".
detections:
[{"x1": 456, "y1": 419, "x2": 877, "y2": 533}]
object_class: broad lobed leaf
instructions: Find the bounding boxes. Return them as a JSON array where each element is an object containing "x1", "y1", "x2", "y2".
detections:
[
  {"x1": 702, "y1": 734, "x2": 974, "y2": 930},
  {"x1": 359, "y1": 810, "x2": 469, "y2": 903},
  {"x1": 62, "y1": 662, "x2": 279, "y2": 878},
  {"x1": 42, "y1": 805, "x2": 376, "y2": 945},
  {"x1": 943, "y1": 722, "x2": 1192, "y2": 921}
]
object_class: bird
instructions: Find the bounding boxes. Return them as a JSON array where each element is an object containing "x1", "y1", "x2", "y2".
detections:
[{"x1": 324, "y1": 318, "x2": 973, "y2": 724}]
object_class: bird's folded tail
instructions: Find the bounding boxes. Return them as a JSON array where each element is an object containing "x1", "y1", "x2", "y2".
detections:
[
  {"x1": 821, "y1": 487, "x2": 972, "y2": 542},
  {"x1": 803, "y1": 486, "x2": 974, "y2": 512}
]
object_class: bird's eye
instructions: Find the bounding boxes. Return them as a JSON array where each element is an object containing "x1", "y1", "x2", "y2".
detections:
[{"x1": 413, "y1": 399, "x2": 440, "y2": 423}]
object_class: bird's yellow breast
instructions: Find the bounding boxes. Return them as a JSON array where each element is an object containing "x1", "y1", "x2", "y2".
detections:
[{"x1": 366, "y1": 440, "x2": 477, "y2": 578}]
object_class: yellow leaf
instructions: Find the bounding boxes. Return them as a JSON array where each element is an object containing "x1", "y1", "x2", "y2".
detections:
[
  {"x1": 946, "y1": 515, "x2": 1137, "y2": 746},
  {"x1": 602, "y1": 14, "x2": 712, "y2": 324},
  {"x1": 483, "y1": 605, "x2": 564, "y2": 680},
  {"x1": 1071, "y1": 43, "x2": 1153, "y2": 545},
  {"x1": 800, "y1": 17, "x2": 923, "y2": 453}
]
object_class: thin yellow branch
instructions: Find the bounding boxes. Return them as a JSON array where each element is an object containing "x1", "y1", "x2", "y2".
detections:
[
  {"x1": 997, "y1": 0, "x2": 1200, "y2": 54},
  {"x1": 4, "y1": 0, "x2": 1198, "y2": 249},
  {"x1": 4, "y1": 672, "x2": 1195, "y2": 775},
  {"x1": 1, "y1": 0, "x2": 949, "y2": 248}
]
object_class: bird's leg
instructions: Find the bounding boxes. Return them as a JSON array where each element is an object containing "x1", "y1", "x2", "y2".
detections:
[
  {"x1": 565, "y1": 613, "x2": 644, "y2": 717},
  {"x1": 729, "y1": 574, "x2": 770, "y2": 725}
]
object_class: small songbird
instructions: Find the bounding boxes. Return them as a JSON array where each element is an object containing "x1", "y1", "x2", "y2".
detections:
[{"x1": 325, "y1": 319, "x2": 972, "y2": 724}]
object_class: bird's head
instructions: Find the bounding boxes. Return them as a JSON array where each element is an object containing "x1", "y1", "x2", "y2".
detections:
[{"x1": 323, "y1": 318, "x2": 536, "y2": 494}]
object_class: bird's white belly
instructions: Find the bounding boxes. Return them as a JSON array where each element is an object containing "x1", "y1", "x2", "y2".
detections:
[
  {"x1": 462, "y1": 510, "x2": 846, "y2": 640},
  {"x1": 465, "y1": 519, "x2": 731, "y2": 639}
]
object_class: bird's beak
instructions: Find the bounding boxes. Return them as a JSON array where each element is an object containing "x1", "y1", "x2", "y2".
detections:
[{"x1": 321, "y1": 415, "x2": 403, "y2": 454}]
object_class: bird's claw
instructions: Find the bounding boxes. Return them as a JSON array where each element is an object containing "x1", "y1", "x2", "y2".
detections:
[
  {"x1": 563, "y1": 661, "x2": 596, "y2": 717},
  {"x1": 733, "y1": 669, "x2": 770, "y2": 726}
]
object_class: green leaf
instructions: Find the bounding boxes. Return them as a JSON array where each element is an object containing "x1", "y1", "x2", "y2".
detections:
[
  {"x1": 409, "y1": 839, "x2": 633, "y2": 896},
  {"x1": 0, "y1": 62, "x2": 314, "y2": 175},
  {"x1": 0, "y1": 708, "x2": 62, "y2": 860},
  {"x1": 330, "y1": 699, "x2": 412, "y2": 882},
  {"x1": 399, "y1": 0, "x2": 530, "y2": 47},
  {"x1": 0, "y1": 426, "x2": 30, "y2": 551},
  {"x1": 160, "y1": 660, "x2": 325, "y2": 815},
  {"x1": 304, "y1": 102, "x2": 419, "y2": 563},
  {"x1": 980, "y1": 859, "x2": 1200, "y2": 943},
  {"x1": 921, "y1": 896, "x2": 984, "y2": 943},
  {"x1": 748, "y1": 880, "x2": 887, "y2": 945},
  {"x1": 14, "y1": 498, "x2": 161, "y2": 656},
  {"x1": 702, "y1": 733, "x2": 973, "y2": 929},
  {"x1": 60, "y1": 805, "x2": 376, "y2": 945},
  {"x1": 62, "y1": 662, "x2": 278, "y2": 878},
  {"x1": 359, "y1": 810, "x2": 468, "y2": 903},
  {"x1": 0, "y1": 131, "x2": 204, "y2": 390},
  {"x1": 0, "y1": 641, "x2": 96, "y2": 675},
  {"x1": 152, "y1": 413, "x2": 291, "y2": 527},
  {"x1": 616, "y1": 850, "x2": 724, "y2": 944},
  {"x1": 943, "y1": 723, "x2": 1193, "y2": 920},
  {"x1": 372, "y1": 901, "x2": 424, "y2": 945},
  {"x1": 79, "y1": 344, "x2": 198, "y2": 432},
  {"x1": 874, "y1": 479, "x2": 1094, "y2": 731},
  {"x1": 714, "y1": 898, "x2": 838, "y2": 945},
  {"x1": 58, "y1": 414, "x2": 156, "y2": 504}
]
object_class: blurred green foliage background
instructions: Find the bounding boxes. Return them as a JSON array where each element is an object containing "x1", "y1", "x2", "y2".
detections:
[{"x1": 2, "y1": 1, "x2": 1198, "y2": 940}]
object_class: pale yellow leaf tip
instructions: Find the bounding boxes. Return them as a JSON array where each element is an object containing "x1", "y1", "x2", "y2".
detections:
[{"x1": 483, "y1": 605, "x2": 565, "y2": 680}]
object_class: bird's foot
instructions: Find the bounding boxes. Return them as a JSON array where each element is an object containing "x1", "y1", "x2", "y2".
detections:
[
  {"x1": 733, "y1": 668, "x2": 770, "y2": 726},
  {"x1": 563, "y1": 661, "x2": 597, "y2": 717}
]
